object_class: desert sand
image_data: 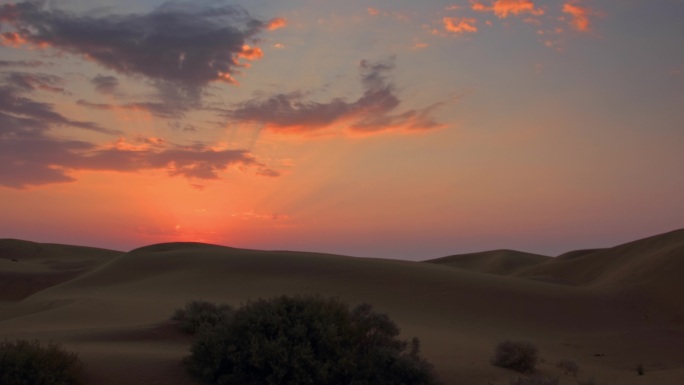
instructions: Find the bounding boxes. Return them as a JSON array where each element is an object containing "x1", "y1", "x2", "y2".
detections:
[{"x1": 1, "y1": 230, "x2": 683, "y2": 385}]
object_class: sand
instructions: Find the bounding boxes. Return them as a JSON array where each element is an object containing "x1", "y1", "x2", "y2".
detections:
[{"x1": 1, "y1": 230, "x2": 683, "y2": 385}]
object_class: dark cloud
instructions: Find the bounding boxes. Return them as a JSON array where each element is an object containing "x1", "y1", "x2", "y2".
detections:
[
  {"x1": 0, "y1": 137, "x2": 90, "y2": 187},
  {"x1": 91, "y1": 74, "x2": 119, "y2": 94},
  {"x1": 0, "y1": 1, "x2": 274, "y2": 92},
  {"x1": 70, "y1": 144, "x2": 260, "y2": 180},
  {"x1": 0, "y1": 84, "x2": 117, "y2": 135},
  {"x1": 224, "y1": 58, "x2": 444, "y2": 134},
  {"x1": 0, "y1": 135, "x2": 273, "y2": 188}
]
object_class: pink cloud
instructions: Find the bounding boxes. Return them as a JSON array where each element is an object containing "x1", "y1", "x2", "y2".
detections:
[
  {"x1": 563, "y1": 2, "x2": 591, "y2": 31},
  {"x1": 266, "y1": 17, "x2": 287, "y2": 31},
  {"x1": 471, "y1": 0, "x2": 544, "y2": 18},
  {"x1": 443, "y1": 17, "x2": 478, "y2": 35}
]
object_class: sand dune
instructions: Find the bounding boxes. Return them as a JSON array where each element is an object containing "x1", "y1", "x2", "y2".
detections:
[
  {"x1": 1, "y1": 231, "x2": 683, "y2": 385},
  {"x1": 424, "y1": 249, "x2": 550, "y2": 275},
  {"x1": 514, "y1": 229, "x2": 684, "y2": 317},
  {"x1": 555, "y1": 248, "x2": 606, "y2": 261},
  {"x1": 0, "y1": 239, "x2": 121, "y2": 301}
]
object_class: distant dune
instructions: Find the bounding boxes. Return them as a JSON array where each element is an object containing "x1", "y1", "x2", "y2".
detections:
[
  {"x1": 514, "y1": 229, "x2": 684, "y2": 316},
  {"x1": 0, "y1": 239, "x2": 121, "y2": 301},
  {"x1": 424, "y1": 249, "x2": 551, "y2": 275},
  {"x1": 1, "y1": 230, "x2": 684, "y2": 385}
]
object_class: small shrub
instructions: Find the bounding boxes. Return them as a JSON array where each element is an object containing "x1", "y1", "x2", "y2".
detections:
[
  {"x1": 577, "y1": 378, "x2": 596, "y2": 385},
  {"x1": 636, "y1": 364, "x2": 644, "y2": 375},
  {"x1": 0, "y1": 339, "x2": 82, "y2": 385},
  {"x1": 172, "y1": 300, "x2": 233, "y2": 334},
  {"x1": 557, "y1": 359, "x2": 579, "y2": 376},
  {"x1": 185, "y1": 295, "x2": 440, "y2": 385},
  {"x1": 491, "y1": 340, "x2": 538, "y2": 373},
  {"x1": 507, "y1": 375, "x2": 559, "y2": 385}
]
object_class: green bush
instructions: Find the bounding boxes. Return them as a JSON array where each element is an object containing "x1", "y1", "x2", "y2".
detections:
[
  {"x1": 0, "y1": 339, "x2": 82, "y2": 385},
  {"x1": 491, "y1": 340, "x2": 538, "y2": 373},
  {"x1": 172, "y1": 300, "x2": 233, "y2": 334},
  {"x1": 184, "y1": 295, "x2": 440, "y2": 385}
]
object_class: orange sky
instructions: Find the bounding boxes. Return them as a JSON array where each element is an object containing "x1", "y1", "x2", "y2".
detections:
[{"x1": 1, "y1": 0, "x2": 683, "y2": 259}]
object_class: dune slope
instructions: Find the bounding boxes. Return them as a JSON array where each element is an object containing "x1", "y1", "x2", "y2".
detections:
[{"x1": 0, "y1": 239, "x2": 122, "y2": 301}]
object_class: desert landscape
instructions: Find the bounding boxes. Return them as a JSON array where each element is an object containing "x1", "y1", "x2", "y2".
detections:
[{"x1": 1, "y1": 229, "x2": 683, "y2": 385}]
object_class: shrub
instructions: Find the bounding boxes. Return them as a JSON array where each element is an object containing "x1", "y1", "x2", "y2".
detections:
[
  {"x1": 636, "y1": 364, "x2": 644, "y2": 375},
  {"x1": 172, "y1": 300, "x2": 233, "y2": 334},
  {"x1": 557, "y1": 359, "x2": 579, "y2": 376},
  {"x1": 506, "y1": 376, "x2": 558, "y2": 385},
  {"x1": 0, "y1": 339, "x2": 82, "y2": 385},
  {"x1": 491, "y1": 340, "x2": 538, "y2": 373},
  {"x1": 184, "y1": 295, "x2": 440, "y2": 385}
]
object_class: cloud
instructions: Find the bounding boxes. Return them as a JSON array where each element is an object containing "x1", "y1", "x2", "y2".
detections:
[
  {"x1": 0, "y1": 135, "x2": 272, "y2": 188},
  {"x1": 81, "y1": 143, "x2": 259, "y2": 179},
  {"x1": 0, "y1": 137, "x2": 87, "y2": 187},
  {"x1": 0, "y1": 81, "x2": 117, "y2": 135},
  {"x1": 91, "y1": 75, "x2": 119, "y2": 94},
  {"x1": 0, "y1": 59, "x2": 47, "y2": 68},
  {"x1": 1, "y1": 71, "x2": 65, "y2": 93},
  {"x1": 224, "y1": 58, "x2": 445, "y2": 135},
  {"x1": 77, "y1": 99, "x2": 185, "y2": 120},
  {"x1": 0, "y1": 1, "x2": 278, "y2": 91},
  {"x1": 471, "y1": 0, "x2": 544, "y2": 18},
  {"x1": 0, "y1": 76, "x2": 276, "y2": 188},
  {"x1": 443, "y1": 17, "x2": 478, "y2": 35},
  {"x1": 266, "y1": 17, "x2": 287, "y2": 31},
  {"x1": 563, "y1": 2, "x2": 591, "y2": 31}
]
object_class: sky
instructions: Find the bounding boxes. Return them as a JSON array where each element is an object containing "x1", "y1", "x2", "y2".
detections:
[{"x1": 1, "y1": 0, "x2": 683, "y2": 260}]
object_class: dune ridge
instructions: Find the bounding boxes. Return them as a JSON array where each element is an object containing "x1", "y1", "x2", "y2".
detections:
[{"x1": 424, "y1": 249, "x2": 551, "y2": 275}]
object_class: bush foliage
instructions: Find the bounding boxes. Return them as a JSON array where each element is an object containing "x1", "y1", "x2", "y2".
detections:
[
  {"x1": 0, "y1": 339, "x2": 82, "y2": 385},
  {"x1": 491, "y1": 340, "x2": 538, "y2": 373},
  {"x1": 184, "y1": 295, "x2": 439, "y2": 385},
  {"x1": 172, "y1": 300, "x2": 233, "y2": 334}
]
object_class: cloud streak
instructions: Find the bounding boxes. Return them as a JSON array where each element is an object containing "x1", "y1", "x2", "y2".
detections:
[
  {"x1": 0, "y1": 59, "x2": 47, "y2": 68},
  {"x1": 224, "y1": 58, "x2": 445, "y2": 135},
  {"x1": 77, "y1": 99, "x2": 185, "y2": 120}
]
